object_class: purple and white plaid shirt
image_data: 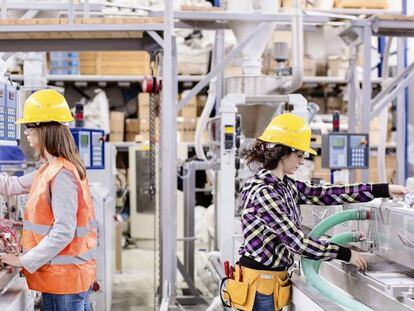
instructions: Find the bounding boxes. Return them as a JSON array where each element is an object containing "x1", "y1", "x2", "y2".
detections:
[{"x1": 238, "y1": 169, "x2": 376, "y2": 269}]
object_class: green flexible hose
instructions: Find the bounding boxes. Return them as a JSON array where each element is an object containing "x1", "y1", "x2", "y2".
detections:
[
  {"x1": 301, "y1": 209, "x2": 373, "y2": 311},
  {"x1": 309, "y1": 209, "x2": 370, "y2": 239}
]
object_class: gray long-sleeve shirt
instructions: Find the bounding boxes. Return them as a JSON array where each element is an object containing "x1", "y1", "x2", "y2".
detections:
[{"x1": 0, "y1": 168, "x2": 78, "y2": 273}]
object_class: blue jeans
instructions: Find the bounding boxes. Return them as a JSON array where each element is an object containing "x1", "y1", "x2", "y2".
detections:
[
  {"x1": 42, "y1": 289, "x2": 91, "y2": 311},
  {"x1": 253, "y1": 292, "x2": 275, "y2": 311}
]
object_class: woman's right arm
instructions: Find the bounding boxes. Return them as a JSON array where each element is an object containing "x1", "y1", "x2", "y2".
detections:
[{"x1": 0, "y1": 171, "x2": 36, "y2": 196}]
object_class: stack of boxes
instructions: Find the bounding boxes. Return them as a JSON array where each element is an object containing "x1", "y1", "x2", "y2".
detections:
[
  {"x1": 48, "y1": 52, "x2": 80, "y2": 75},
  {"x1": 110, "y1": 111, "x2": 125, "y2": 142},
  {"x1": 79, "y1": 51, "x2": 151, "y2": 76},
  {"x1": 109, "y1": 93, "x2": 207, "y2": 143},
  {"x1": 138, "y1": 93, "x2": 151, "y2": 141},
  {"x1": 125, "y1": 119, "x2": 140, "y2": 142}
]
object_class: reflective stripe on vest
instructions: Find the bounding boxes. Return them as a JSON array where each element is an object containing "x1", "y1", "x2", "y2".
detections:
[
  {"x1": 23, "y1": 220, "x2": 97, "y2": 238},
  {"x1": 48, "y1": 248, "x2": 96, "y2": 265}
]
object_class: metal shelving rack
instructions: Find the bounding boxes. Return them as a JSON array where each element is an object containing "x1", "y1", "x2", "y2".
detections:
[{"x1": 2, "y1": 2, "x2": 411, "y2": 310}]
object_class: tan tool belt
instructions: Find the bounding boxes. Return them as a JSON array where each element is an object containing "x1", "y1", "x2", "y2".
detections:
[{"x1": 221, "y1": 265, "x2": 292, "y2": 311}]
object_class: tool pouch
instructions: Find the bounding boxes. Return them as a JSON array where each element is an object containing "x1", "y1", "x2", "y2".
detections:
[
  {"x1": 274, "y1": 272, "x2": 292, "y2": 310},
  {"x1": 221, "y1": 265, "x2": 291, "y2": 311},
  {"x1": 221, "y1": 265, "x2": 258, "y2": 311}
]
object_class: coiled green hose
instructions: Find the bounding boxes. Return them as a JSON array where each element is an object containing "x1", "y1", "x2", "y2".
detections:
[{"x1": 301, "y1": 209, "x2": 373, "y2": 311}]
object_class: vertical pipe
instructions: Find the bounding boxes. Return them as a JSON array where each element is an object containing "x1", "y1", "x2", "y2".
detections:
[
  {"x1": 161, "y1": 0, "x2": 177, "y2": 307},
  {"x1": 361, "y1": 24, "x2": 372, "y2": 182},
  {"x1": 183, "y1": 163, "x2": 195, "y2": 282},
  {"x1": 403, "y1": 0, "x2": 409, "y2": 182}
]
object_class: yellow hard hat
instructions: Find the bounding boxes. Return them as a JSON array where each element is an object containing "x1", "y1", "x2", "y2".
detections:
[
  {"x1": 15, "y1": 89, "x2": 74, "y2": 124},
  {"x1": 258, "y1": 113, "x2": 317, "y2": 155}
]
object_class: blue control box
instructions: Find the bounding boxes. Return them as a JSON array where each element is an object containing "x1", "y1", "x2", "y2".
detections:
[{"x1": 70, "y1": 128, "x2": 105, "y2": 170}]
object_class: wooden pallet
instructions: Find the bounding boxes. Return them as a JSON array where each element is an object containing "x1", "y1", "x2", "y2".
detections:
[{"x1": 335, "y1": 0, "x2": 388, "y2": 9}]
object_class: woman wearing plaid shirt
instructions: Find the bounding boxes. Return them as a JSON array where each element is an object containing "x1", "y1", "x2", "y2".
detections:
[{"x1": 238, "y1": 113, "x2": 407, "y2": 311}]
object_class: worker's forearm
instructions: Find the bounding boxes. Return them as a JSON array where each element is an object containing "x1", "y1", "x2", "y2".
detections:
[{"x1": 0, "y1": 172, "x2": 34, "y2": 196}]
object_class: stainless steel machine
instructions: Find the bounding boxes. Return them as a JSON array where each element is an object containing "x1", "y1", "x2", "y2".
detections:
[{"x1": 292, "y1": 200, "x2": 414, "y2": 311}]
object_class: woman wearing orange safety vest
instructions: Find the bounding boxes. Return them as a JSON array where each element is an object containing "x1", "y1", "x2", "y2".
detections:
[{"x1": 0, "y1": 89, "x2": 97, "y2": 311}]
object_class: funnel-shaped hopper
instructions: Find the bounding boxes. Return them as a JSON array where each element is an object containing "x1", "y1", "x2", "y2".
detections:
[
  {"x1": 227, "y1": 0, "x2": 279, "y2": 75},
  {"x1": 226, "y1": 76, "x2": 286, "y2": 138}
]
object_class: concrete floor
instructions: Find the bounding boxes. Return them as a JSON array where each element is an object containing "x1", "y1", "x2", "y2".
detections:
[{"x1": 111, "y1": 242, "x2": 213, "y2": 311}]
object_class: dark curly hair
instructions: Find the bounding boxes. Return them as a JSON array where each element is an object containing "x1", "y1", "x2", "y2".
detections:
[{"x1": 243, "y1": 141, "x2": 293, "y2": 170}]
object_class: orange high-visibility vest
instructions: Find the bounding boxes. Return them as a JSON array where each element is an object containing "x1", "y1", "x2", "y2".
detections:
[{"x1": 21, "y1": 157, "x2": 97, "y2": 294}]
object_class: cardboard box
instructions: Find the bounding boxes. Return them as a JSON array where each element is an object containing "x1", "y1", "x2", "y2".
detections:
[
  {"x1": 126, "y1": 118, "x2": 139, "y2": 133},
  {"x1": 110, "y1": 132, "x2": 124, "y2": 142},
  {"x1": 303, "y1": 56, "x2": 316, "y2": 76},
  {"x1": 138, "y1": 92, "x2": 150, "y2": 106},
  {"x1": 110, "y1": 111, "x2": 125, "y2": 135},
  {"x1": 80, "y1": 51, "x2": 151, "y2": 75},
  {"x1": 327, "y1": 56, "x2": 348, "y2": 77},
  {"x1": 126, "y1": 133, "x2": 138, "y2": 142}
]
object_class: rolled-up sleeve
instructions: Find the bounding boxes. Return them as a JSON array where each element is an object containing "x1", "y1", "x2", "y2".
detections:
[
  {"x1": 256, "y1": 187, "x2": 340, "y2": 261},
  {"x1": 294, "y1": 181, "x2": 379, "y2": 206},
  {"x1": 21, "y1": 169, "x2": 78, "y2": 273}
]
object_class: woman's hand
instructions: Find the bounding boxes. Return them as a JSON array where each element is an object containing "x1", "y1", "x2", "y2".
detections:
[
  {"x1": 349, "y1": 250, "x2": 367, "y2": 272},
  {"x1": 389, "y1": 184, "x2": 408, "y2": 199},
  {"x1": 0, "y1": 254, "x2": 22, "y2": 268}
]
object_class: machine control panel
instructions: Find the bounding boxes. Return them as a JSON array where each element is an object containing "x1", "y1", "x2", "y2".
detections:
[
  {"x1": 70, "y1": 128, "x2": 105, "y2": 169},
  {"x1": 0, "y1": 83, "x2": 18, "y2": 145},
  {"x1": 322, "y1": 133, "x2": 369, "y2": 169}
]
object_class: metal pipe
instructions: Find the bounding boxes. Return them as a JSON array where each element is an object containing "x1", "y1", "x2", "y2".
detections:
[
  {"x1": 371, "y1": 62, "x2": 414, "y2": 110},
  {"x1": 371, "y1": 68, "x2": 414, "y2": 120}
]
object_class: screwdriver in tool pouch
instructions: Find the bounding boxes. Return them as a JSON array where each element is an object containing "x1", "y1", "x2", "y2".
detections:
[
  {"x1": 229, "y1": 266, "x2": 234, "y2": 279},
  {"x1": 239, "y1": 265, "x2": 243, "y2": 282},
  {"x1": 224, "y1": 261, "x2": 230, "y2": 278}
]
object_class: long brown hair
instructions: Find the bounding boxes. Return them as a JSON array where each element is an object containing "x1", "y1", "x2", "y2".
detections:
[
  {"x1": 35, "y1": 122, "x2": 86, "y2": 180},
  {"x1": 243, "y1": 141, "x2": 293, "y2": 170}
]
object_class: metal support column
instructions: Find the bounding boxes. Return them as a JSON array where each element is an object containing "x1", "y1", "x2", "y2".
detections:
[
  {"x1": 214, "y1": 30, "x2": 225, "y2": 111},
  {"x1": 160, "y1": 0, "x2": 177, "y2": 309},
  {"x1": 397, "y1": 37, "x2": 406, "y2": 184},
  {"x1": 361, "y1": 23, "x2": 372, "y2": 182},
  {"x1": 348, "y1": 45, "x2": 358, "y2": 182}
]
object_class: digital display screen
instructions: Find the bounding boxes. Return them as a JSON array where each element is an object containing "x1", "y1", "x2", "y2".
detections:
[
  {"x1": 8, "y1": 91, "x2": 14, "y2": 100},
  {"x1": 80, "y1": 134, "x2": 89, "y2": 147},
  {"x1": 332, "y1": 137, "x2": 345, "y2": 148}
]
